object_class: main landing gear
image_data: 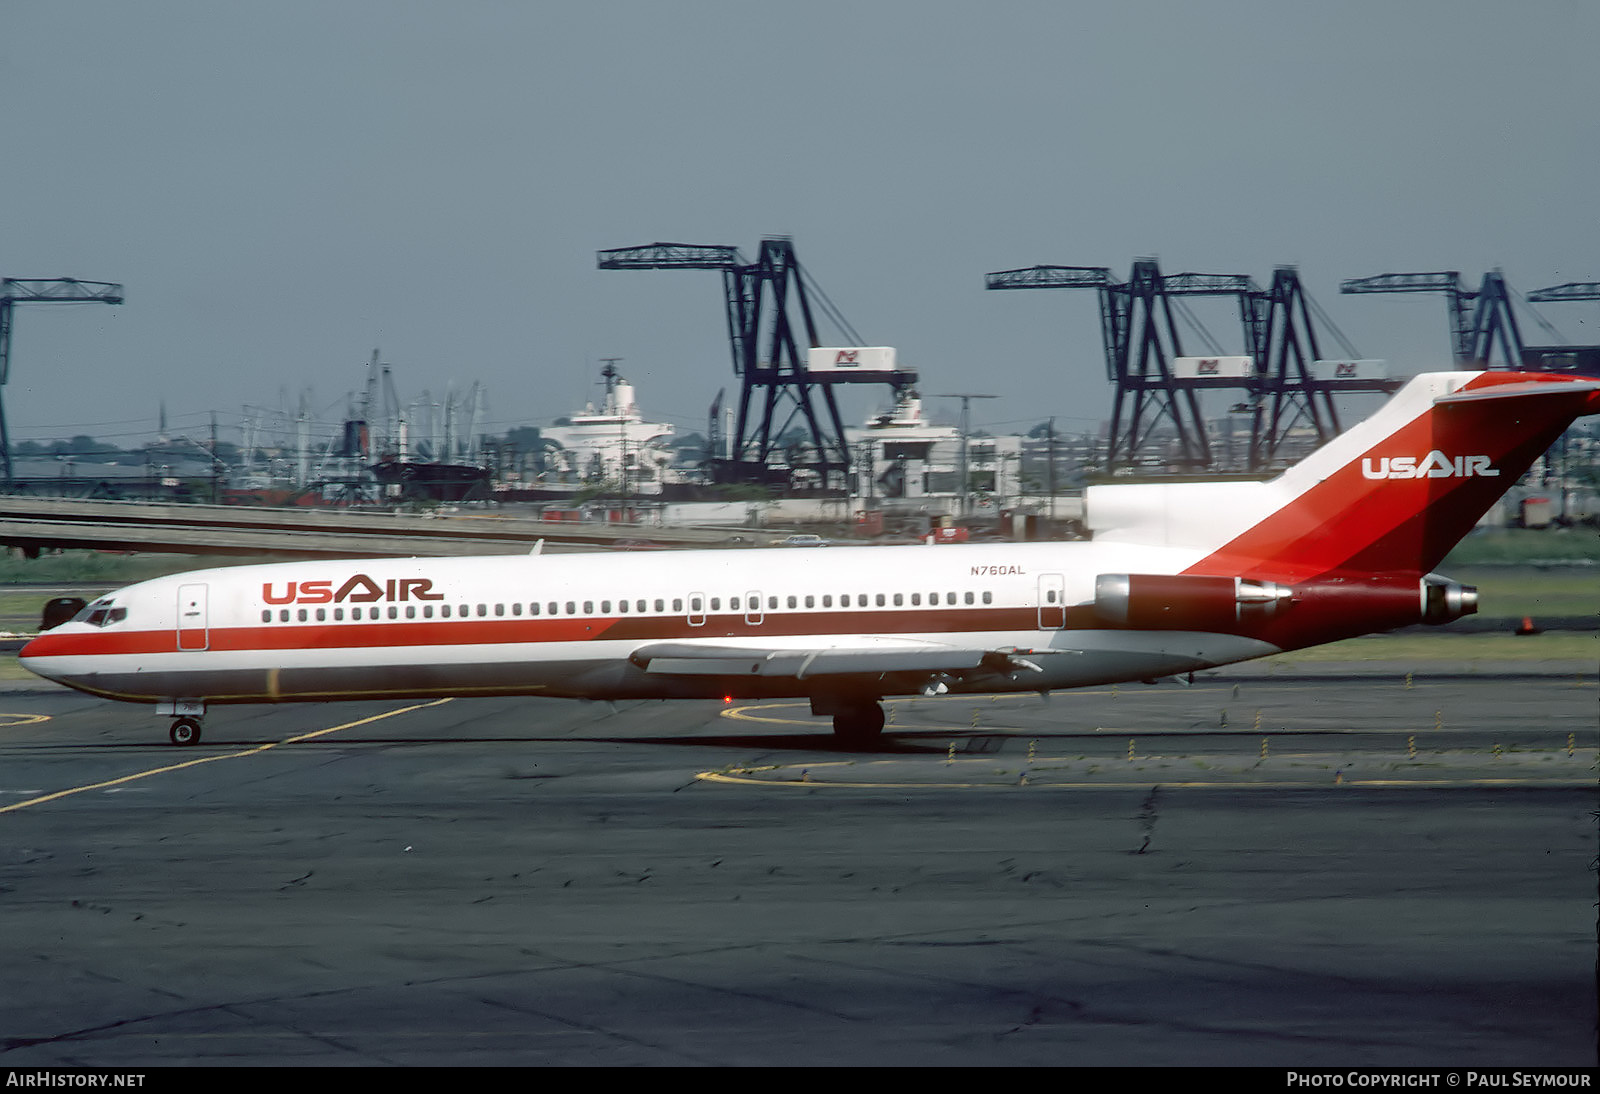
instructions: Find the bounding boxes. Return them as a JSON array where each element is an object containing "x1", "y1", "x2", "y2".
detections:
[{"x1": 827, "y1": 700, "x2": 886, "y2": 748}]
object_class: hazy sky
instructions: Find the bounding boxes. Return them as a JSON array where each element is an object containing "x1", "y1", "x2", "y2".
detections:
[{"x1": 3, "y1": 1, "x2": 1596, "y2": 452}]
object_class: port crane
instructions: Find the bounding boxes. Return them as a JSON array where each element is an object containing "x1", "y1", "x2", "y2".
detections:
[
  {"x1": 598, "y1": 238, "x2": 915, "y2": 490},
  {"x1": 986, "y1": 260, "x2": 1377, "y2": 473},
  {"x1": 0, "y1": 277, "x2": 124, "y2": 483},
  {"x1": 1341, "y1": 269, "x2": 1600, "y2": 378}
]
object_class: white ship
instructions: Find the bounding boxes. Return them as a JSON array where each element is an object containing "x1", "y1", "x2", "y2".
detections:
[{"x1": 539, "y1": 362, "x2": 678, "y2": 495}]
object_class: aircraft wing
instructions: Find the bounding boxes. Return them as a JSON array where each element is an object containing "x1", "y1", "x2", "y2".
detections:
[{"x1": 628, "y1": 641, "x2": 1041, "y2": 680}]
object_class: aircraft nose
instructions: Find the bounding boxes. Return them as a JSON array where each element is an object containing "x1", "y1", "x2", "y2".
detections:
[{"x1": 17, "y1": 632, "x2": 68, "y2": 682}]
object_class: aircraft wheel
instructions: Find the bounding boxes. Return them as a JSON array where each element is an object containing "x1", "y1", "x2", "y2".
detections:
[
  {"x1": 169, "y1": 718, "x2": 202, "y2": 747},
  {"x1": 831, "y1": 703, "x2": 885, "y2": 747}
]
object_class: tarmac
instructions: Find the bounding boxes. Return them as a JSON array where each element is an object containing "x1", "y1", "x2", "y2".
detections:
[{"x1": 0, "y1": 663, "x2": 1593, "y2": 1066}]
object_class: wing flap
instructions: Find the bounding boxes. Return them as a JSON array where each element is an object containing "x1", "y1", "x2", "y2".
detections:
[{"x1": 630, "y1": 641, "x2": 997, "y2": 680}]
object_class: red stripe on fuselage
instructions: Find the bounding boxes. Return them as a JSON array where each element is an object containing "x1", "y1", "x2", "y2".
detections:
[{"x1": 21, "y1": 606, "x2": 1052, "y2": 660}]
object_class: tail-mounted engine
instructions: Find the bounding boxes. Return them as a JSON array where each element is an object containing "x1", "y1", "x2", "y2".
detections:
[
  {"x1": 1421, "y1": 576, "x2": 1478, "y2": 625},
  {"x1": 1095, "y1": 574, "x2": 1294, "y2": 631}
]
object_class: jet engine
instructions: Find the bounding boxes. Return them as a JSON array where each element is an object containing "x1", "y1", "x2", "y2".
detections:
[
  {"x1": 1421, "y1": 576, "x2": 1478, "y2": 625},
  {"x1": 1094, "y1": 574, "x2": 1294, "y2": 630}
]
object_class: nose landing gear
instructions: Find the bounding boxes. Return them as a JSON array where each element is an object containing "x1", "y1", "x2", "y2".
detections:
[
  {"x1": 168, "y1": 717, "x2": 203, "y2": 746},
  {"x1": 157, "y1": 700, "x2": 207, "y2": 746}
]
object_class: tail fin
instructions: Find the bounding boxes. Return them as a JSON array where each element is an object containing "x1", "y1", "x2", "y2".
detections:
[{"x1": 1087, "y1": 371, "x2": 1600, "y2": 582}]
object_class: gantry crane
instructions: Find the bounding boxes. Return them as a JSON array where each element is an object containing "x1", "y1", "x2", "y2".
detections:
[
  {"x1": 598, "y1": 238, "x2": 914, "y2": 489},
  {"x1": 1338, "y1": 271, "x2": 1528, "y2": 368},
  {"x1": 0, "y1": 278, "x2": 125, "y2": 482},
  {"x1": 1523, "y1": 282, "x2": 1600, "y2": 376},
  {"x1": 986, "y1": 261, "x2": 1208, "y2": 471},
  {"x1": 986, "y1": 260, "x2": 1378, "y2": 472}
]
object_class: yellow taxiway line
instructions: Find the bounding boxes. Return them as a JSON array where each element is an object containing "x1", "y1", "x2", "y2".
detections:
[{"x1": 0, "y1": 698, "x2": 453, "y2": 815}]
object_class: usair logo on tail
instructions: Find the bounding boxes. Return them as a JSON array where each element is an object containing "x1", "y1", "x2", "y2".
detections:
[{"x1": 1361, "y1": 452, "x2": 1499, "y2": 480}]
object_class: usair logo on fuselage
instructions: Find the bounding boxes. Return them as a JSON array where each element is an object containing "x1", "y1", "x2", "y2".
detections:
[{"x1": 262, "y1": 575, "x2": 444, "y2": 605}]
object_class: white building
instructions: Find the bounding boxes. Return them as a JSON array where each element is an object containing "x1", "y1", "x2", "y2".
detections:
[{"x1": 845, "y1": 388, "x2": 1022, "y2": 515}]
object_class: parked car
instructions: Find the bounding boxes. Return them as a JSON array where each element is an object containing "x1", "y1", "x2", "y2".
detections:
[{"x1": 772, "y1": 534, "x2": 831, "y2": 547}]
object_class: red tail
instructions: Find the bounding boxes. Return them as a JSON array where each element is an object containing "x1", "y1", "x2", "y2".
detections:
[{"x1": 1183, "y1": 371, "x2": 1600, "y2": 582}]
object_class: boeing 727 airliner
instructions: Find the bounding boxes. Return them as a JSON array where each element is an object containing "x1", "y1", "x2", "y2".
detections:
[{"x1": 20, "y1": 370, "x2": 1600, "y2": 745}]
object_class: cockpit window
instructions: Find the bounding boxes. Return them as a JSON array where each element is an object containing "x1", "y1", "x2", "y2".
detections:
[{"x1": 73, "y1": 599, "x2": 126, "y2": 627}]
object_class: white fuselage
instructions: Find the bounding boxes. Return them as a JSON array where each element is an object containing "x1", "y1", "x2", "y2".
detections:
[{"x1": 21, "y1": 539, "x2": 1281, "y2": 707}]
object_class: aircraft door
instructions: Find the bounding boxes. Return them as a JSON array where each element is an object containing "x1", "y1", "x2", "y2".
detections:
[
  {"x1": 1037, "y1": 573, "x2": 1066, "y2": 629},
  {"x1": 745, "y1": 590, "x2": 764, "y2": 626},
  {"x1": 687, "y1": 591, "x2": 706, "y2": 627},
  {"x1": 177, "y1": 583, "x2": 209, "y2": 650}
]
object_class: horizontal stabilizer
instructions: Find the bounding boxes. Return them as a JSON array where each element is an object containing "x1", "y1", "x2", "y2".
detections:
[{"x1": 1434, "y1": 379, "x2": 1600, "y2": 405}]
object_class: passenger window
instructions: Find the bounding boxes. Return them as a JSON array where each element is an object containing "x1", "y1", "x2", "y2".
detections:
[
  {"x1": 655, "y1": 599, "x2": 665, "y2": 612},
  {"x1": 672, "y1": 599, "x2": 682, "y2": 612},
  {"x1": 334, "y1": 608, "x2": 344, "y2": 621},
  {"x1": 893, "y1": 593, "x2": 903, "y2": 606},
  {"x1": 875, "y1": 594, "x2": 886, "y2": 607},
  {"x1": 768, "y1": 596, "x2": 777, "y2": 610},
  {"x1": 601, "y1": 601, "x2": 611, "y2": 614},
  {"x1": 318, "y1": 609, "x2": 328, "y2": 621},
  {"x1": 261, "y1": 610, "x2": 271, "y2": 623},
  {"x1": 530, "y1": 603, "x2": 540, "y2": 615},
  {"x1": 804, "y1": 595, "x2": 814, "y2": 608},
  {"x1": 584, "y1": 601, "x2": 594, "y2": 614},
  {"x1": 946, "y1": 592, "x2": 956, "y2": 605},
  {"x1": 617, "y1": 600, "x2": 627, "y2": 613},
  {"x1": 280, "y1": 610, "x2": 290, "y2": 622},
  {"x1": 495, "y1": 604, "x2": 506, "y2": 617},
  {"x1": 512, "y1": 603, "x2": 522, "y2": 616},
  {"x1": 387, "y1": 607, "x2": 398, "y2": 620},
  {"x1": 638, "y1": 600, "x2": 648, "y2": 613},
  {"x1": 964, "y1": 592, "x2": 974, "y2": 605},
  {"x1": 912, "y1": 593, "x2": 921, "y2": 606},
  {"x1": 787, "y1": 595, "x2": 797, "y2": 609},
  {"x1": 298, "y1": 609, "x2": 309, "y2": 622},
  {"x1": 566, "y1": 602, "x2": 576, "y2": 615},
  {"x1": 406, "y1": 606, "x2": 416, "y2": 619},
  {"x1": 982, "y1": 591, "x2": 993, "y2": 604},
  {"x1": 822, "y1": 595, "x2": 832, "y2": 607},
  {"x1": 709, "y1": 598, "x2": 719, "y2": 611}
]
